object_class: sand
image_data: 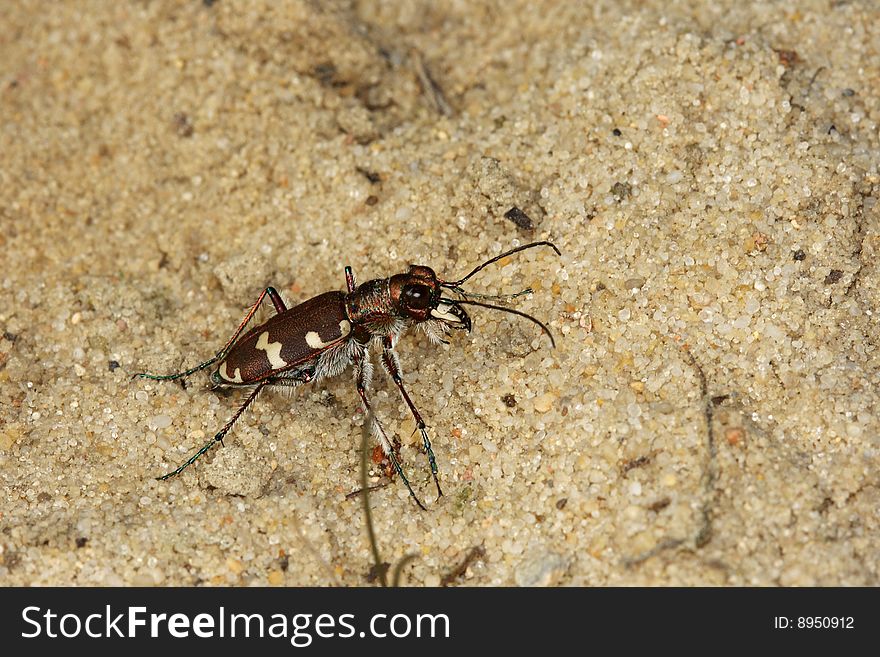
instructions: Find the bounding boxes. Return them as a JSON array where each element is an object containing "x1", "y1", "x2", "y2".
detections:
[{"x1": 1, "y1": 0, "x2": 878, "y2": 586}]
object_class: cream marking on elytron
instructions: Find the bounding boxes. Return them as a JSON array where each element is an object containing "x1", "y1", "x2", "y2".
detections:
[
  {"x1": 219, "y1": 361, "x2": 243, "y2": 383},
  {"x1": 255, "y1": 331, "x2": 287, "y2": 369},
  {"x1": 305, "y1": 319, "x2": 352, "y2": 350}
]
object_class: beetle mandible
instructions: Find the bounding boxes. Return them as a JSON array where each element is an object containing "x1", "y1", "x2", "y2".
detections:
[{"x1": 135, "y1": 241, "x2": 560, "y2": 509}]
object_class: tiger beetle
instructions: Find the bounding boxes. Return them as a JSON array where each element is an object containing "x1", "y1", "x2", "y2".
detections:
[{"x1": 135, "y1": 241, "x2": 560, "y2": 509}]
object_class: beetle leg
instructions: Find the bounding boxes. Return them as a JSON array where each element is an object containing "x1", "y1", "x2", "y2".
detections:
[
  {"x1": 157, "y1": 380, "x2": 268, "y2": 480},
  {"x1": 265, "y1": 367, "x2": 315, "y2": 388},
  {"x1": 134, "y1": 286, "x2": 288, "y2": 382},
  {"x1": 380, "y1": 336, "x2": 443, "y2": 498},
  {"x1": 344, "y1": 266, "x2": 357, "y2": 294},
  {"x1": 353, "y1": 351, "x2": 426, "y2": 510}
]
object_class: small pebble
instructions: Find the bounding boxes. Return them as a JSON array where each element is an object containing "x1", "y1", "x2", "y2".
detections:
[
  {"x1": 148, "y1": 414, "x2": 172, "y2": 430},
  {"x1": 533, "y1": 393, "x2": 556, "y2": 413}
]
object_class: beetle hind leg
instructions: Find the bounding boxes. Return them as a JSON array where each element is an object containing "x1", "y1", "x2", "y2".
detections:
[
  {"x1": 133, "y1": 286, "x2": 288, "y2": 383},
  {"x1": 157, "y1": 380, "x2": 268, "y2": 480},
  {"x1": 134, "y1": 356, "x2": 221, "y2": 384},
  {"x1": 264, "y1": 367, "x2": 316, "y2": 399}
]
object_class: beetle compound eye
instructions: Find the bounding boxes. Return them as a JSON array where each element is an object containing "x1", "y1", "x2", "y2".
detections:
[{"x1": 402, "y1": 284, "x2": 432, "y2": 310}]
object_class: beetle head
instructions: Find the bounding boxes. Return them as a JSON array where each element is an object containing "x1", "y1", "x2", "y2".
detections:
[
  {"x1": 389, "y1": 265, "x2": 471, "y2": 331},
  {"x1": 388, "y1": 241, "x2": 560, "y2": 347}
]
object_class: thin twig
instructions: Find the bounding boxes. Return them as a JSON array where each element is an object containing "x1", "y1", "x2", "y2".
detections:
[
  {"x1": 290, "y1": 508, "x2": 340, "y2": 586},
  {"x1": 360, "y1": 417, "x2": 388, "y2": 587},
  {"x1": 411, "y1": 48, "x2": 453, "y2": 117},
  {"x1": 440, "y1": 545, "x2": 486, "y2": 586},
  {"x1": 345, "y1": 481, "x2": 392, "y2": 500}
]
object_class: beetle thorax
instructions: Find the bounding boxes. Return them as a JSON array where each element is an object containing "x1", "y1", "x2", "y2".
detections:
[{"x1": 345, "y1": 278, "x2": 393, "y2": 324}]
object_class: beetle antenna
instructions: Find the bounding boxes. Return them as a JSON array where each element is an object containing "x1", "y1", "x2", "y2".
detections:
[
  {"x1": 447, "y1": 286, "x2": 533, "y2": 302},
  {"x1": 452, "y1": 299, "x2": 556, "y2": 348},
  {"x1": 443, "y1": 241, "x2": 560, "y2": 288}
]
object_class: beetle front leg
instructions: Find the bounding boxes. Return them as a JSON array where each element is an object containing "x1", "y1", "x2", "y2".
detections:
[
  {"x1": 134, "y1": 286, "x2": 288, "y2": 382},
  {"x1": 380, "y1": 336, "x2": 443, "y2": 498},
  {"x1": 353, "y1": 352, "x2": 426, "y2": 510}
]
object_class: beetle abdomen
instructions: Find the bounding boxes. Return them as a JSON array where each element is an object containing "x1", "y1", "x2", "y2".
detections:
[{"x1": 216, "y1": 291, "x2": 351, "y2": 384}]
